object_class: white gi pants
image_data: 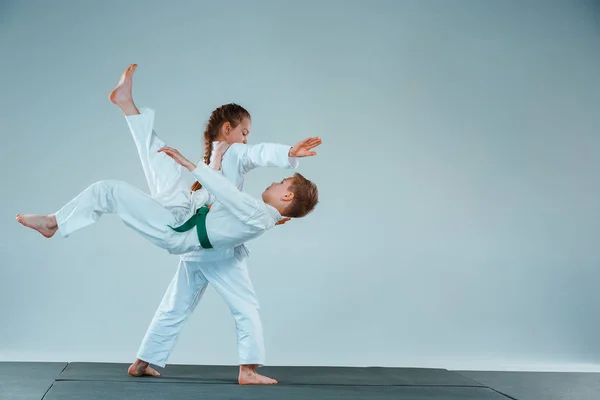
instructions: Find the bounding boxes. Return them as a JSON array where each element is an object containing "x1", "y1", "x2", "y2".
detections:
[
  {"x1": 126, "y1": 108, "x2": 266, "y2": 367},
  {"x1": 136, "y1": 255, "x2": 265, "y2": 367},
  {"x1": 53, "y1": 108, "x2": 210, "y2": 254},
  {"x1": 54, "y1": 179, "x2": 201, "y2": 255}
]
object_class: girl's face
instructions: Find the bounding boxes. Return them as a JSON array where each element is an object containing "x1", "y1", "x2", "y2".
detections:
[{"x1": 223, "y1": 118, "x2": 251, "y2": 145}]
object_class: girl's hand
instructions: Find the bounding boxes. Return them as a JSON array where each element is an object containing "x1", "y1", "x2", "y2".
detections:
[{"x1": 289, "y1": 137, "x2": 322, "y2": 158}]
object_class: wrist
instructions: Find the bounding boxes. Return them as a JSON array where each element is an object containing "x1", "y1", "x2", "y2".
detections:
[{"x1": 288, "y1": 147, "x2": 294, "y2": 157}]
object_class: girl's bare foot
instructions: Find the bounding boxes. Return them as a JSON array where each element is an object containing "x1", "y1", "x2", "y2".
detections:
[
  {"x1": 238, "y1": 365, "x2": 277, "y2": 385},
  {"x1": 128, "y1": 359, "x2": 160, "y2": 377},
  {"x1": 16, "y1": 214, "x2": 57, "y2": 238}
]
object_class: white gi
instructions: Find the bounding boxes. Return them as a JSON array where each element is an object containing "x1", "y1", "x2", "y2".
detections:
[
  {"x1": 121, "y1": 108, "x2": 299, "y2": 367},
  {"x1": 54, "y1": 108, "x2": 295, "y2": 260}
]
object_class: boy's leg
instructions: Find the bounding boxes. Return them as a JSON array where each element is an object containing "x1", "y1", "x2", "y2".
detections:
[
  {"x1": 26, "y1": 180, "x2": 182, "y2": 252},
  {"x1": 109, "y1": 64, "x2": 191, "y2": 198}
]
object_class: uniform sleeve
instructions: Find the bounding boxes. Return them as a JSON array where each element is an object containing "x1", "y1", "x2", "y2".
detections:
[
  {"x1": 226, "y1": 143, "x2": 300, "y2": 174},
  {"x1": 190, "y1": 162, "x2": 262, "y2": 223}
]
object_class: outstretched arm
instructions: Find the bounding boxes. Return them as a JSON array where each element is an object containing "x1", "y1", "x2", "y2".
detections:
[
  {"x1": 234, "y1": 143, "x2": 298, "y2": 173},
  {"x1": 158, "y1": 147, "x2": 262, "y2": 223},
  {"x1": 224, "y1": 137, "x2": 321, "y2": 226},
  {"x1": 229, "y1": 137, "x2": 322, "y2": 174}
]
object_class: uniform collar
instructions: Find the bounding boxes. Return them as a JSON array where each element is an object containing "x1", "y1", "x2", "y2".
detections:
[{"x1": 265, "y1": 203, "x2": 283, "y2": 221}]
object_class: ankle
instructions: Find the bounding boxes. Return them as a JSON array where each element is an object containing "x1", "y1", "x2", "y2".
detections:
[
  {"x1": 239, "y1": 364, "x2": 257, "y2": 373},
  {"x1": 120, "y1": 102, "x2": 140, "y2": 116},
  {"x1": 134, "y1": 359, "x2": 149, "y2": 368},
  {"x1": 47, "y1": 214, "x2": 58, "y2": 229}
]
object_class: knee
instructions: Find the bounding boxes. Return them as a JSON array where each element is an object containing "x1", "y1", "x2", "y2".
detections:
[
  {"x1": 89, "y1": 179, "x2": 128, "y2": 193},
  {"x1": 155, "y1": 295, "x2": 197, "y2": 321}
]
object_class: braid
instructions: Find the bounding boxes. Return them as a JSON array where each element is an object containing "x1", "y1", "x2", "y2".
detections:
[
  {"x1": 190, "y1": 103, "x2": 251, "y2": 192},
  {"x1": 203, "y1": 136, "x2": 214, "y2": 165},
  {"x1": 190, "y1": 124, "x2": 216, "y2": 192}
]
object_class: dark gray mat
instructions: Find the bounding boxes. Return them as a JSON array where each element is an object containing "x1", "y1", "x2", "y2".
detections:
[
  {"x1": 0, "y1": 362, "x2": 67, "y2": 400},
  {"x1": 44, "y1": 381, "x2": 512, "y2": 400},
  {"x1": 457, "y1": 370, "x2": 600, "y2": 400},
  {"x1": 57, "y1": 362, "x2": 483, "y2": 387}
]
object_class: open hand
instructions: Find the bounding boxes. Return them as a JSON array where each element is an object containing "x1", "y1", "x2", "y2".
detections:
[
  {"x1": 289, "y1": 137, "x2": 322, "y2": 158},
  {"x1": 158, "y1": 147, "x2": 197, "y2": 171}
]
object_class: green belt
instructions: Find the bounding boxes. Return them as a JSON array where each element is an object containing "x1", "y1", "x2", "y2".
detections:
[{"x1": 169, "y1": 206, "x2": 213, "y2": 249}]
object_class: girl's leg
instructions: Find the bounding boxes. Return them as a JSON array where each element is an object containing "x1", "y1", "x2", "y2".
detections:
[{"x1": 133, "y1": 259, "x2": 209, "y2": 372}]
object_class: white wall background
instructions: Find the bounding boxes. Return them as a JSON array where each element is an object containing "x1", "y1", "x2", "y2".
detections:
[{"x1": 1, "y1": 0, "x2": 600, "y2": 371}]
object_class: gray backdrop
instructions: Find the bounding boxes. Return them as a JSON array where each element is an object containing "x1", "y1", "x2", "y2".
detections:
[{"x1": 1, "y1": 0, "x2": 599, "y2": 371}]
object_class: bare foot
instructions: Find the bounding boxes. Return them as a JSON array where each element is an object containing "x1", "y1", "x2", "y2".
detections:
[
  {"x1": 128, "y1": 359, "x2": 160, "y2": 377},
  {"x1": 238, "y1": 367, "x2": 278, "y2": 385},
  {"x1": 16, "y1": 214, "x2": 58, "y2": 238},
  {"x1": 109, "y1": 64, "x2": 139, "y2": 115}
]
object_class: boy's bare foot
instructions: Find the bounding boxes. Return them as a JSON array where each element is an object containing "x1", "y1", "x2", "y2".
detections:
[
  {"x1": 109, "y1": 64, "x2": 139, "y2": 116},
  {"x1": 16, "y1": 214, "x2": 58, "y2": 238},
  {"x1": 128, "y1": 359, "x2": 160, "y2": 377}
]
